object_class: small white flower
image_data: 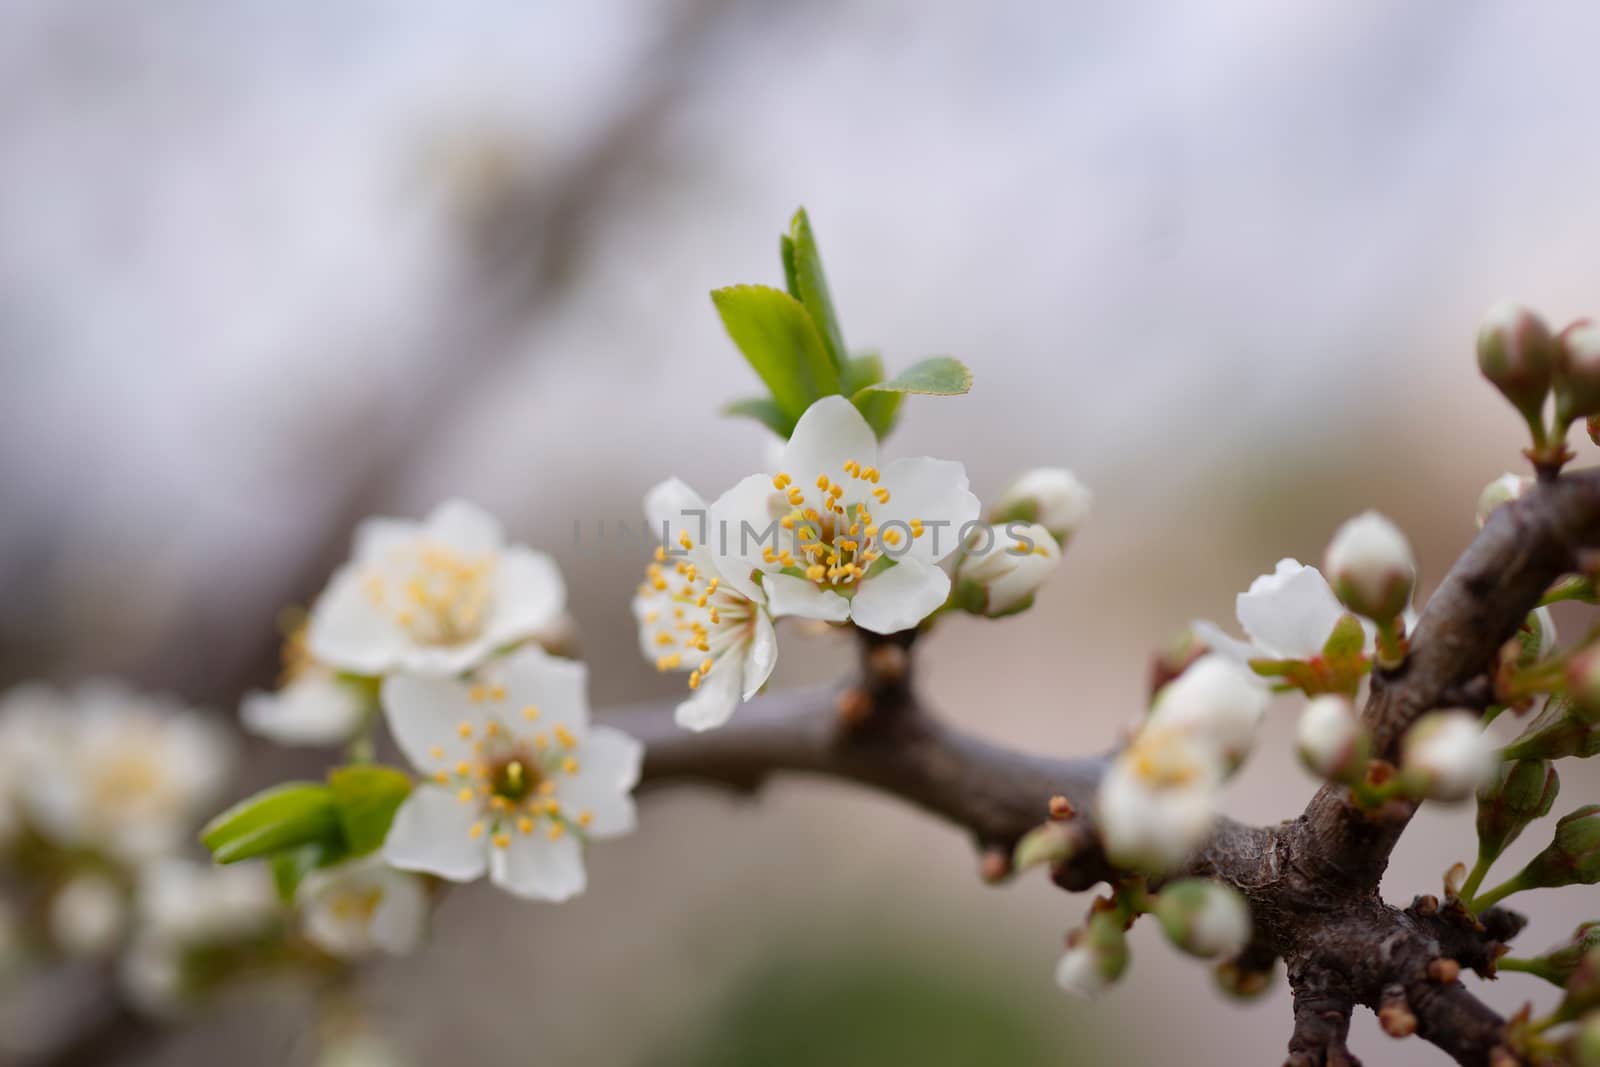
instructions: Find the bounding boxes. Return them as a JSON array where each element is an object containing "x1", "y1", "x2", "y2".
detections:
[
  {"x1": 242, "y1": 624, "x2": 367, "y2": 746},
  {"x1": 1145, "y1": 655, "x2": 1268, "y2": 771},
  {"x1": 1097, "y1": 726, "x2": 1225, "y2": 874},
  {"x1": 994, "y1": 468, "x2": 1093, "y2": 542},
  {"x1": 380, "y1": 645, "x2": 641, "y2": 901},
  {"x1": 708, "y1": 396, "x2": 981, "y2": 635},
  {"x1": 1187, "y1": 888, "x2": 1252, "y2": 958},
  {"x1": 1402, "y1": 711, "x2": 1495, "y2": 802},
  {"x1": 1324, "y1": 511, "x2": 1417, "y2": 622},
  {"x1": 297, "y1": 856, "x2": 427, "y2": 958},
  {"x1": 1295, "y1": 695, "x2": 1367, "y2": 782},
  {"x1": 1476, "y1": 473, "x2": 1532, "y2": 528},
  {"x1": 955, "y1": 523, "x2": 1061, "y2": 616},
  {"x1": 632, "y1": 478, "x2": 777, "y2": 732},
  {"x1": 308, "y1": 500, "x2": 566, "y2": 678},
  {"x1": 1054, "y1": 940, "x2": 1112, "y2": 998},
  {"x1": 136, "y1": 860, "x2": 280, "y2": 944},
  {"x1": 1191, "y1": 559, "x2": 1349, "y2": 667},
  {"x1": 50, "y1": 874, "x2": 127, "y2": 956},
  {"x1": 16, "y1": 684, "x2": 233, "y2": 863}
]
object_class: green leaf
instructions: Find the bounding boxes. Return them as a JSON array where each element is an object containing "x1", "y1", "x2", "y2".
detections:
[
  {"x1": 328, "y1": 764, "x2": 412, "y2": 857},
  {"x1": 201, "y1": 782, "x2": 341, "y2": 864},
  {"x1": 855, "y1": 356, "x2": 972, "y2": 398},
  {"x1": 786, "y1": 208, "x2": 846, "y2": 372},
  {"x1": 840, "y1": 351, "x2": 902, "y2": 438},
  {"x1": 711, "y1": 285, "x2": 840, "y2": 422},
  {"x1": 722, "y1": 396, "x2": 793, "y2": 438},
  {"x1": 780, "y1": 234, "x2": 800, "y2": 301}
]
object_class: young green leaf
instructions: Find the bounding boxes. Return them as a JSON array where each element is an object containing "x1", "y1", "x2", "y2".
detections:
[
  {"x1": 711, "y1": 284, "x2": 840, "y2": 422},
  {"x1": 201, "y1": 781, "x2": 342, "y2": 864},
  {"x1": 780, "y1": 234, "x2": 801, "y2": 301},
  {"x1": 722, "y1": 396, "x2": 793, "y2": 438},
  {"x1": 328, "y1": 764, "x2": 412, "y2": 857},
  {"x1": 786, "y1": 208, "x2": 846, "y2": 373},
  {"x1": 855, "y1": 356, "x2": 973, "y2": 398},
  {"x1": 840, "y1": 352, "x2": 901, "y2": 439}
]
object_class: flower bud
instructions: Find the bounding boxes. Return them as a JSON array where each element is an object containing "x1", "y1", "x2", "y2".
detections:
[
  {"x1": 1575, "y1": 1011, "x2": 1600, "y2": 1067},
  {"x1": 1401, "y1": 711, "x2": 1494, "y2": 802},
  {"x1": 1324, "y1": 511, "x2": 1416, "y2": 623},
  {"x1": 1503, "y1": 695, "x2": 1600, "y2": 761},
  {"x1": 955, "y1": 523, "x2": 1061, "y2": 616},
  {"x1": 1296, "y1": 694, "x2": 1369, "y2": 783},
  {"x1": 1154, "y1": 879, "x2": 1252, "y2": 959},
  {"x1": 1476, "y1": 473, "x2": 1532, "y2": 528},
  {"x1": 1013, "y1": 820, "x2": 1081, "y2": 872},
  {"x1": 1518, "y1": 805, "x2": 1600, "y2": 891},
  {"x1": 1558, "y1": 321, "x2": 1600, "y2": 423},
  {"x1": 1516, "y1": 922, "x2": 1600, "y2": 987},
  {"x1": 991, "y1": 468, "x2": 1092, "y2": 544},
  {"x1": 1476, "y1": 759, "x2": 1559, "y2": 861},
  {"x1": 1561, "y1": 947, "x2": 1600, "y2": 1022},
  {"x1": 1146, "y1": 655, "x2": 1268, "y2": 772},
  {"x1": 1054, "y1": 911, "x2": 1129, "y2": 997},
  {"x1": 1477, "y1": 303, "x2": 1555, "y2": 423},
  {"x1": 1570, "y1": 645, "x2": 1600, "y2": 724}
]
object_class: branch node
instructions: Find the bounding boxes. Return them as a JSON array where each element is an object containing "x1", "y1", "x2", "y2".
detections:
[
  {"x1": 1428, "y1": 958, "x2": 1462, "y2": 984},
  {"x1": 834, "y1": 687, "x2": 873, "y2": 730},
  {"x1": 1378, "y1": 986, "x2": 1418, "y2": 1038},
  {"x1": 864, "y1": 641, "x2": 910, "y2": 685},
  {"x1": 1048, "y1": 794, "x2": 1075, "y2": 820},
  {"x1": 978, "y1": 846, "x2": 1012, "y2": 885}
]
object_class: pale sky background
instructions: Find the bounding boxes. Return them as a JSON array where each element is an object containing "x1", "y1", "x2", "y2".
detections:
[{"x1": 4, "y1": 2, "x2": 1600, "y2": 1064}]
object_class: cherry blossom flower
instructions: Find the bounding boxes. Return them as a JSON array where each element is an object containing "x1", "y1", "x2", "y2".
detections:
[
  {"x1": 1097, "y1": 725, "x2": 1226, "y2": 875},
  {"x1": 297, "y1": 857, "x2": 427, "y2": 958},
  {"x1": 380, "y1": 645, "x2": 641, "y2": 901},
  {"x1": 1144, "y1": 654, "x2": 1267, "y2": 770},
  {"x1": 1402, "y1": 712, "x2": 1495, "y2": 802},
  {"x1": 993, "y1": 467, "x2": 1093, "y2": 543},
  {"x1": 1191, "y1": 559, "x2": 1351, "y2": 668},
  {"x1": 308, "y1": 500, "x2": 565, "y2": 678},
  {"x1": 953, "y1": 522, "x2": 1061, "y2": 616},
  {"x1": 632, "y1": 478, "x2": 776, "y2": 732},
  {"x1": 708, "y1": 396, "x2": 980, "y2": 634}
]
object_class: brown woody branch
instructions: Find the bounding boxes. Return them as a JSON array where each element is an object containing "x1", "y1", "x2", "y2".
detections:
[{"x1": 602, "y1": 467, "x2": 1600, "y2": 1066}]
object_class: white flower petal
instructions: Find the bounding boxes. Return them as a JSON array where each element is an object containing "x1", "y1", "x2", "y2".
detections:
[
  {"x1": 763, "y1": 573, "x2": 852, "y2": 622},
  {"x1": 367, "y1": 871, "x2": 428, "y2": 955},
  {"x1": 241, "y1": 675, "x2": 365, "y2": 747},
  {"x1": 645, "y1": 477, "x2": 710, "y2": 550},
  {"x1": 483, "y1": 546, "x2": 567, "y2": 647},
  {"x1": 423, "y1": 499, "x2": 504, "y2": 556},
  {"x1": 708, "y1": 473, "x2": 787, "y2": 600},
  {"x1": 779, "y1": 395, "x2": 879, "y2": 486},
  {"x1": 1189, "y1": 620, "x2": 1261, "y2": 669},
  {"x1": 742, "y1": 610, "x2": 778, "y2": 700},
  {"x1": 849, "y1": 560, "x2": 950, "y2": 634},
  {"x1": 307, "y1": 565, "x2": 406, "y2": 675},
  {"x1": 491, "y1": 644, "x2": 589, "y2": 738},
  {"x1": 561, "y1": 726, "x2": 640, "y2": 837},
  {"x1": 353, "y1": 517, "x2": 419, "y2": 562},
  {"x1": 674, "y1": 660, "x2": 743, "y2": 733},
  {"x1": 380, "y1": 675, "x2": 486, "y2": 772},
  {"x1": 872, "y1": 457, "x2": 981, "y2": 564},
  {"x1": 489, "y1": 832, "x2": 586, "y2": 901},
  {"x1": 1236, "y1": 559, "x2": 1345, "y2": 660},
  {"x1": 382, "y1": 787, "x2": 487, "y2": 882}
]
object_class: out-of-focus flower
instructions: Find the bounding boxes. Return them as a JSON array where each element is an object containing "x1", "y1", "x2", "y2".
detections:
[
  {"x1": 1296, "y1": 695, "x2": 1369, "y2": 783},
  {"x1": 954, "y1": 522, "x2": 1061, "y2": 616},
  {"x1": 381, "y1": 645, "x2": 641, "y2": 901},
  {"x1": 308, "y1": 500, "x2": 566, "y2": 678},
  {"x1": 49, "y1": 874, "x2": 127, "y2": 956},
  {"x1": 709, "y1": 396, "x2": 980, "y2": 634},
  {"x1": 1401, "y1": 712, "x2": 1494, "y2": 802},
  {"x1": 1055, "y1": 911, "x2": 1129, "y2": 998},
  {"x1": 1154, "y1": 879, "x2": 1252, "y2": 959},
  {"x1": 1145, "y1": 655, "x2": 1267, "y2": 771},
  {"x1": 1324, "y1": 512, "x2": 1416, "y2": 623},
  {"x1": 0, "y1": 684, "x2": 71, "y2": 844},
  {"x1": 1097, "y1": 726, "x2": 1225, "y2": 875},
  {"x1": 1477, "y1": 303, "x2": 1555, "y2": 424},
  {"x1": 991, "y1": 467, "x2": 1092, "y2": 544},
  {"x1": 631, "y1": 478, "x2": 776, "y2": 732},
  {"x1": 13, "y1": 684, "x2": 232, "y2": 863},
  {"x1": 1477, "y1": 472, "x2": 1532, "y2": 527},
  {"x1": 242, "y1": 623, "x2": 367, "y2": 747},
  {"x1": 297, "y1": 857, "x2": 427, "y2": 958}
]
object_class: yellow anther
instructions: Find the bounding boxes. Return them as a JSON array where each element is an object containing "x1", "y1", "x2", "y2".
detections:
[
  {"x1": 469, "y1": 822, "x2": 485, "y2": 839},
  {"x1": 455, "y1": 761, "x2": 471, "y2": 776},
  {"x1": 772, "y1": 472, "x2": 792, "y2": 489},
  {"x1": 457, "y1": 787, "x2": 475, "y2": 803},
  {"x1": 655, "y1": 631, "x2": 676, "y2": 647},
  {"x1": 469, "y1": 685, "x2": 488, "y2": 703},
  {"x1": 517, "y1": 817, "x2": 534, "y2": 835},
  {"x1": 535, "y1": 733, "x2": 550, "y2": 750},
  {"x1": 843, "y1": 459, "x2": 860, "y2": 476},
  {"x1": 874, "y1": 487, "x2": 891, "y2": 504},
  {"x1": 547, "y1": 823, "x2": 566, "y2": 841},
  {"x1": 489, "y1": 795, "x2": 508, "y2": 812},
  {"x1": 555, "y1": 725, "x2": 577, "y2": 748},
  {"x1": 433, "y1": 771, "x2": 450, "y2": 785},
  {"x1": 492, "y1": 833, "x2": 510, "y2": 849},
  {"x1": 522, "y1": 705, "x2": 540, "y2": 721},
  {"x1": 706, "y1": 578, "x2": 718, "y2": 593},
  {"x1": 651, "y1": 575, "x2": 667, "y2": 591},
  {"x1": 653, "y1": 545, "x2": 667, "y2": 562},
  {"x1": 828, "y1": 482, "x2": 843, "y2": 499},
  {"x1": 579, "y1": 810, "x2": 594, "y2": 827},
  {"x1": 429, "y1": 745, "x2": 444, "y2": 761},
  {"x1": 678, "y1": 530, "x2": 694, "y2": 550},
  {"x1": 815, "y1": 473, "x2": 831, "y2": 490},
  {"x1": 778, "y1": 551, "x2": 794, "y2": 566},
  {"x1": 806, "y1": 564, "x2": 827, "y2": 582},
  {"x1": 538, "y1": 781, "x2": 556, "y2": 796},
  {"x1": 866, "y1": 467, "x2": 880, "y2": 483},
  {"x1": 562, "y1": 756, "x2": 579, "y2": 775},
  {"x1": 787, "y1": 488, "x2": 806, "y2": 506},
  {"x1": 457, "y1": 721, "x2": 474, "y2": 739},
  {"x1": 883, "y1": 528, "x2": 902, "y2": 546},
  {"x1": 489, "y1": 685, "x2": 506, "y2": 701},
  {"x1": 544, "y1": 799, "x2": 561, "y2": 815},
  {"x1": 708, "y1": 608, "x2": 721, "y2": 624},
  {"x1": 688, "y1": 671, "x2": 702, "y2": 689},
  {"x1": 657, "y1": 653, "x2": 682, "y2": 671},
  {"x1": 700, "y1": 658, "x2": 714, "y2": 674}
]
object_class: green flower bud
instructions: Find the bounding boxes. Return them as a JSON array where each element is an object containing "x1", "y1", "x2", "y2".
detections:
[
  {"x1": 1558, "y1": 321, "x2": 1600, "y2": 424},
  {"x1": 1513, "y1": 922, "x2": 1600, "y2": 987},
  {"x1": 1518, "y1": 805, "x2": 1600, "y2": 891},
  {"x1": 1154, "y1": 879, "x2": 1252, "y2": 959},
  {"x1": 1571, "y1": 645, "x2": 1600, "y2": 724},
  {"x1": 1502, "y1": 695, "x2": 1600, "y2": 761},
  {"x1": 1324, "y1": 511, "x2": 1416, "y2": 623},
  {"x1": 1476, "y1": 759, "x2": 1559, "y2": 861},
  {"x1": 1478, "y1": 303, "x2": 1555, "y2": 424},
  {"x1": 1054, "y1": 910, "x2": 1129, "y2": 997},
  {"x1": 1562, "y1": 947, "x2": 1600, "y2": 1022},
  {"x1": 1576, "y1": 1011, "x2": 1600, "y2": 1066}
]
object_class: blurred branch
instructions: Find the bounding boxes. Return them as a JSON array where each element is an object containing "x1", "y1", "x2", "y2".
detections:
[{"x1": 603, "y1": 467, "x2": 1600, "y2": 1066}]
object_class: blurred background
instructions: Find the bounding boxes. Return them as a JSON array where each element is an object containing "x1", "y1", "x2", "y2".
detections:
[{"x1": 5, "y1": 0, "x2": 1600, "y2": 1063}]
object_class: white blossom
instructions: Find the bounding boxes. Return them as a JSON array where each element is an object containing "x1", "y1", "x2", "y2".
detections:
[
  {"x1": 954, "y1": 522, "x2": 1061, "y2": 615},
  {"x1": 1324, "y1": 511, "x2": 1417, "y2": 621},
  {"x1": 708, "y1": 396, "x2": 980, "y2": 635},
  {"x1": 1186, "y1": 888, "x2": 1252, "y2": 958},
  {"x1": 994, "y1": 467, "x2": 1093, "y2": 541},
  {"x1": 242, "y1": 624, "x2": 367, "y2": 746},
  {"x1": 1295, "y1": 694, "x2": 1367, "y2": 782},
  {"x1": 1402, "y1": 711, "x2": 1495, "y2": 802},
  {"x1": 11, "y1": 683, "x2": 232, "y2": 863},
  {"x1": 1145, "y1": 655, "x2": 1268, "y2": 771},
  {"x1": 1097, "y1": 725, "x2": 1225, "y2": 874},
  {"x1": 632, "y1": 478, "x2": 777, "y2": 732},
  {"x1": 308, "y1": 499, "x2": 566, "y2": 678},
  {"x1": 50, "y1": 874, "x2": 127, "y2": 956},
  {"x1": 297, "y1": 856, "x2": 427, "y2": 958},
  {"x1": 1191, "y1": 559, "x2": 1351, "y2": 667},
  {"x1": 381, "y1": 644, "x2": 641, "y2": 901}
]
